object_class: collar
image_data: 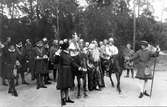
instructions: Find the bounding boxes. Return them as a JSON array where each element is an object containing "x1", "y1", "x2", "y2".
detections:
[
  {"x1": 63, "y1": 50, "x2": 69, "y2": 54},
  {"x1": 8, "y1": 48, "x2": 15, "y2": 52}
]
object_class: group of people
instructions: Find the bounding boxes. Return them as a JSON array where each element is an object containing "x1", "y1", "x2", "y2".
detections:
[{"x1": 0, "y1": 33, "x2": 160, "y2": 106}]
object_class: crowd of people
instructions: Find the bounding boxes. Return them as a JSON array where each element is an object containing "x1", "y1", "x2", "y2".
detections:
[{"x1": 0, "y1": 33, "x2": 160, "y2": 106}]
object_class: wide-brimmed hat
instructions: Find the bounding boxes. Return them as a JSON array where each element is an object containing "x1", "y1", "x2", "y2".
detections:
[
  {"x1": 16, "y1": 41, "x2": 23, "y2": 48},
  {"x1": 140, "y1": 41, "x2": 148, "y2": 46},
  {"x1": 36, "y1": 41, "x2": 43, "y2": 47},
  {"x1": 109, "y1": 37, "x2": 114, "y2": 42}
]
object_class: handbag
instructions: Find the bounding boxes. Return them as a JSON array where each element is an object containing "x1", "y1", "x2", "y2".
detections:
[{"x1": 144, "y1": 66, "x2": 152, "y2": 76}]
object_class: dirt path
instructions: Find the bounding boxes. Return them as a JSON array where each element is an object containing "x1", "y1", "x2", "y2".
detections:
[{"x1": 0, "y1": 55, "x2": 167, "y2": 107}]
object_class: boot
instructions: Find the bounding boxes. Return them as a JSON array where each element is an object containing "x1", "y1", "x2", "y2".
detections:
[
  {"x1": 61, "y1": 98, "x2": 66, "y2": 106},
  {"x1": 66, "y1": 97, "x2": 74, "y2": 103},
  {"x1": 22, "y1": 81, "x2": 29, "y2": 85},
  {"x1": 41, "y1": 85, "x2": 47, "y2": 88},
  {"x1": 143, "y1": 91, "x2": 150, "y2": 96},
  {"x1": 13, "y1": 90, "x2": 18, "y2": 97},
  {"x1": 45, "y1": 81, "x2": 51, "y2": 85},
  {"x1": 36, "y1": 85, "x2": 41, "y2": 90},
  {"x1": 2, "y1": 80, "x2": 8, "y2": 86},
  {"x1": 138, "y1": 92, "x2": 143, "y2": 98}
]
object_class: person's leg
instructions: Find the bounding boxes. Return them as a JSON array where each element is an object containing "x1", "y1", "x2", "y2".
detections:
[
  {"x1": 53, "y1": 69, "x2": 57, "y2": 81},
  {"x1": 8, "y1": 79, "x2": 12, "y2": 94},
  {"x1": 61, "y1": 89, "x2": 66, "y2": 105},
  {"x1": 138, "y1": 79, "x2": 145, "y2": 98},
  {"x1": 20, "y1": 71, "x2": 29, "y2": 85},
  {"x1": 41, "y1": 74, "x2": 47, "y2": 88},
  {"x1": 131, "y1": 69, "x2": 134, "y2": 78},
  {"x1": 65, "y1": 88, "x2": 74, "y2": 103},
  {"x1": 13, "y1": 78, "x2": 18, "y2": 97},
  {"x1": 36, "y1": 73, "x2": 40, "y2": 89},
  {"x1": 143, "y1": 80, "x2": 150, "y2": 96},
  {"x1": 125, "y1": 69, "x2": 129, "y2": 77}
]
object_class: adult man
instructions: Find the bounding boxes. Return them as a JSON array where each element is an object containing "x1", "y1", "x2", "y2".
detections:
[
  {"x1": 0, "y1": 41, "x2": 5, "y2": 83},
  {"x1": 16, "y1": 41, "x2": 29, "y2": 85},
  {"x1": 1, "y1": 37, "x2": 12, "y2": 86},
  {"x1": 68, "y1": 33, "x2": 80, "y2": 86},
  {"x1": 25, "y1": 39, "x2": 35, "y2": 80},
  {"x1": 130, "y1": 41, "x2": 160, "y2": 98},
  {"x1": 42, "y1": 38, "x2": 51, "y2": 84},
  {"x1": 3, "y1": 44, "x2": 19, "y2": 97},
  {"x1": 34, "y1": 41, "x2": 48, "y2": 89},
  {"x1": 49, "y1": 40, "x2": 59, "y2": 81},
  {"x1": 105, "y1": 37, "x2": 118, "y2": 58}
]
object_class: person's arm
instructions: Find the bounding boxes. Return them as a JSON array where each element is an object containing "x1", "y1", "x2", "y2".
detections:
[{"x1": 129, "y1": 50, "x2": 140, "y2": 61}]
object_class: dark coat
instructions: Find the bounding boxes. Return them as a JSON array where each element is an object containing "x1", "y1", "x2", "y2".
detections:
[
  {"x1": 123, "y1": 47, "x2": 134, "y2": 69},
  {"x1": 16, "y1": 46, "x2": 26, "y2": 72},
  {"x1": 56, "y1": 51, "x2": 79, "y2": 90},
  {"x1": 34, "y1": 46, "x2": 48, "y2": 74},
  {"x1": 0, "y1": 47, "x2": 3, "y2": 77},
  {"x1": 131, "y1": 49, "x2": 158, "y2": 80},
  {"x1": 3, "y1": 50, "x2": 17, "y2": 79}
]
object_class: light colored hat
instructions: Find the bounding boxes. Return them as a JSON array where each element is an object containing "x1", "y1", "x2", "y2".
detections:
[
  {"x1": 36, "y1": 41, "x2": 43, "y2": 47},
  {"x1": 42, "y1": 37, "x2": 47, "y2": 42},
  {"x1": 109, "y1": 37, "x2": 114, "y2": 42}
]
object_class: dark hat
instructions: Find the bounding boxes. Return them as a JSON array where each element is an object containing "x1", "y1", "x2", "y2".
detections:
[
  {"x1": 140, "y1": 41, "x2": 148, "y2": 46},
  {"x1": 16, "y1": 41, "x2": 23, "y2": 48},
  {"x1": 36, "y1": 41, "x2": 43, "y2": 47},
  {"x1": 60, "y1": 42, "x2": 69, "y2": 50}
]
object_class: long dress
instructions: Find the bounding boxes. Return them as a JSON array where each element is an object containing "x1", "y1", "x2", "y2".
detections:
[{"x1": 56, "y1": 51, "x2": 79, "y2": 90}]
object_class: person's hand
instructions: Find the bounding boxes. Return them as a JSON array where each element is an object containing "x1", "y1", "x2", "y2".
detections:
[
  {"x1": 156, "y1": 45, "x2": 161, "y2": 52},
  {"x1": 36, "y1": 56, "x2": 40, "y2": 59},
  {"x1": 16, "y1": 60, "x2": 21, "y2": 66},
  {"x1": 78, "y1": 67, "x2": 82, "y2": 71}
]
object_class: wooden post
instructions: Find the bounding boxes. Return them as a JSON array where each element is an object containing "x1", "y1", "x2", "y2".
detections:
[{"x1": 133, "y1": 1, "x2": 136, "y2": 51}]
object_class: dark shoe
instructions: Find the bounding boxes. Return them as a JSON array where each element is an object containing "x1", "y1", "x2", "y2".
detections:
[
  {"x1": 124, "y1": 75, "x2": 129, "y2": 78},
  {"x1": 36, "y1": 85, "x2": 40, "y2": 90},
  {"x1": 13, "y1": 90, "x2": 18, "y2": 97},
  {"x1": 66, "y1": 98, "x2": 74, "y2": 103},
  {"x1": 47, "y1": 78, "x2": 52, "y2": 81},
  {"x1": 15, "y1": 82, "x2": 19, "y2": 86},
  {"x1": 8, "y1": 90, "x2": 12, "y2": 94},
  {"x1": 144, "y1": 91, "x2": 150, "y2": 96},
  {"x1": 41, "y1": 85, "x2": 47, "y2": 88},
  {"x1": 84, "y1": 93, "x2": 88, "y2": 97},
  {"x1": 138, "y1": 92, "x2": 143, "y2": 98},
  {"x1": 61, "y1": 98, "x2": 66, "y2": 106},
  {"x1": 45, "y1": 81, "x2": 51, "y2": 85},
  {"x1": 3, "y1": 82, "x2": 8, "y2": 86},
  {"x1": 22, "y1": 81, "x2": 29, "y2": 85}
]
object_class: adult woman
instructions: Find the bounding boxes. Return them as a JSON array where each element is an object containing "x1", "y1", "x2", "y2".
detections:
[
  {"x1": 55, "y1": 41, "x2": 82, "y2": 106},
  {"x1": 130, "y1": 41, "x2": 159, "y2": 98}
]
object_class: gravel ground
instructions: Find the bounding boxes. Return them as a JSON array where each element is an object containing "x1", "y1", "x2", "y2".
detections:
[{"x1": 0, "y1": 55, "x2": 167, "y2": 107}]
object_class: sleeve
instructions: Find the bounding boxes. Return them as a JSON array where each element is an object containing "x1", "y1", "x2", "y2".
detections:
[
  {"x1": 130, "y1": 50, "x2": 140, "y2": 61},
  {"x1": 71, "y1": 57, "x2": 80, "y2": 69},
  {"x1": 113, "y1": 46, "x2": 118, "y2": 55}
]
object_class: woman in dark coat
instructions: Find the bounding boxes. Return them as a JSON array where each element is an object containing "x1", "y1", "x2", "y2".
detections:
[{"x1": 55, "y1": 41, "x2": 81, "y2": 106}]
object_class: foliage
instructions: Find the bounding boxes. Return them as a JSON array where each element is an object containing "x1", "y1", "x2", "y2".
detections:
[{"x1": 0, "y1": 0, "x2": 167, "y2": 50}]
